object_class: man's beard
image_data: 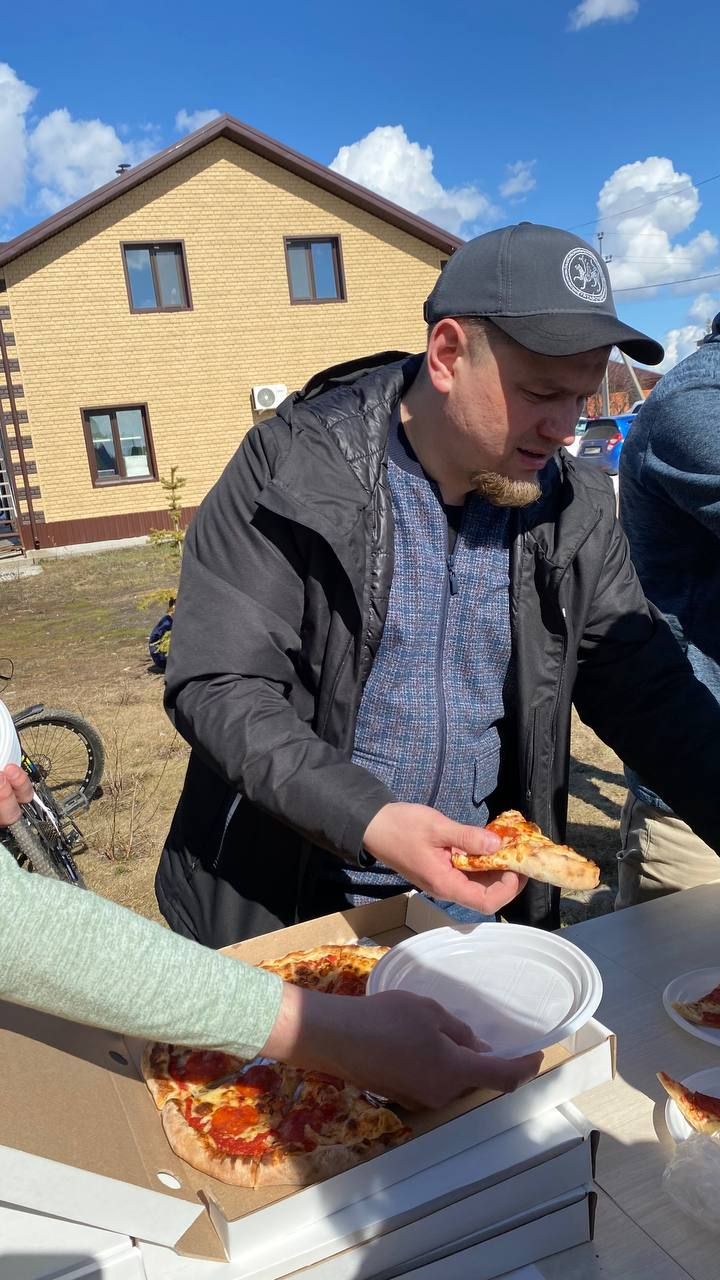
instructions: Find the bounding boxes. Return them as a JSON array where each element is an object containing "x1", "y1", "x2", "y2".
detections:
[{"x1": 470, "y1": 470, "x2": 542, "y2": 508}]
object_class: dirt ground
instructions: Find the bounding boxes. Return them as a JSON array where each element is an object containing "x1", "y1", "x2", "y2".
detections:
[{"x1": 2, "y1": 545, "x2": 624, "y2": 925}]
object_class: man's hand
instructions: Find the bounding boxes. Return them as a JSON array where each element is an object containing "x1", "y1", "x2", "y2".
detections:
[
  {"x1": 264, "y1": 984, "x2": 542, "y2": 1109},
  {"x1": 0, "y1": 764, "x2": 33, "y2": 827},
  {"x1": 363, "y1": 802, "x2": 526, "y2": 915}
]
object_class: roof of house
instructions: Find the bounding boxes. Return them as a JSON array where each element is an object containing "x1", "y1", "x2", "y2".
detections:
[
  {"x1": 0, "y1": 114, "x2": 463, "y2": 270},
  {"x1": 606, "y1": 360, "x2": 662, "y2": 393}
]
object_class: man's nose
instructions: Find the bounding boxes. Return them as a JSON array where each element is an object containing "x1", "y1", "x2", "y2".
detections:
[{"x1": 538, "y1": 412, "x2": 577, "y2": 446}]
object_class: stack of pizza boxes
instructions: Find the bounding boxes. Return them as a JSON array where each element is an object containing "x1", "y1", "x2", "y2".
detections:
[{"x1": 0, "y1": 894, "x2": 613, "y2": 1280}]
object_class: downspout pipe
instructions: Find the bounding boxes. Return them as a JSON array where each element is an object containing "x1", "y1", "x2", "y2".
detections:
[{"x1": 0, "y1": 315, "x2": 39, "y2": 549}]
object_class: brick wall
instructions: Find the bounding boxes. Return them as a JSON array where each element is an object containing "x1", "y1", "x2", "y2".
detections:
[{"x1": 5, "y1": 139, "x2": 442, "y2": 534}]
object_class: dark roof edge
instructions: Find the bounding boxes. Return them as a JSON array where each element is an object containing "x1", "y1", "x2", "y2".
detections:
[{"x1": 0, "y1": 114, "x2": 463, "y2": 269}]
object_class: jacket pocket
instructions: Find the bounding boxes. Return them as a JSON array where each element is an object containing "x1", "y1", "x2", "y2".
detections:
[
  {"x1": 472, "y1": 759, "x2": 486, "y2": 808},
  {"x1": 210, "y1": 793, "x2": 243, "y2": 872},
  {"x1": 524, "y1": 709, "x2": 537, "y2": 807}
]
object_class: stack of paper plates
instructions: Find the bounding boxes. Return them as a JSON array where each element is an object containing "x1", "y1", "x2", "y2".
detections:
[
  {"x1": 0, "y1": 700, "x2": 21, "y2": 770},
  {"x1": 367, "y1": 923, "x2": 603, "y2": 1057}
]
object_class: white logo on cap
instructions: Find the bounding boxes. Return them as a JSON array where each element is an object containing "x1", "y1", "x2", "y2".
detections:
[{"x1": 561, "y1": 248, "x2": 607, "y2": 304}]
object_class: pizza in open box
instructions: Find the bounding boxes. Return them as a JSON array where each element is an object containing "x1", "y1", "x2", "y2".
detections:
[{"x1": 142, "y1": 944, "x2": 410, "y2": 1187}]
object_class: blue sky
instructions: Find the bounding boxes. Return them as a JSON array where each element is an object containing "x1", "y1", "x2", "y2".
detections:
[{"x1": 1, "y1": 0, "x2": 718, "y2": 368}]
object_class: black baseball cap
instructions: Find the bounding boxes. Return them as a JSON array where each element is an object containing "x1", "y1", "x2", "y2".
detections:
[{"x1": 424, "y1": 222, "x2": 664, "y2": 366}]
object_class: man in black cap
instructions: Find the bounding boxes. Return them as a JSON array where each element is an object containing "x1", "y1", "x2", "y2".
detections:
[{"x1": 157, "y1": 223, "x2": 720, "y2": 947}]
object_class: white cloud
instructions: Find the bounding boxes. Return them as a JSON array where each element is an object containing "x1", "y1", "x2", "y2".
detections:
[
  {"x1": 0, "y1": 63, "x2": 162, "y2": 222},
  {"x1": 658, "y1": 294, "x2": 720, "y2": 371},
  {"x1": 569, "y1": 0, "x2": 639, "y2": 30},
  {"x1": 597, "y1": 156, "x2": 718, "y2": 297},
  {"x1": 329, "y1": 124, "x2": 497, "y2": 237},
  {"x1": 688, "y1": 292, "x2": 720, "y2": 325},
  {"x1": 499, "y1": 160, "x2": 536, "y2": 201},
  {"x1": 175, "y1": 108, "x2": 221, "y2": 135},
  {"x1": 28, "y1": 109, "x2": 157, "y2": 213},
  {"x1": 657, "y1": 325, "x2": 705, "y2": 372},
  {"x1": 0, "y1": 62, "x2": 37, "y2": 213}
]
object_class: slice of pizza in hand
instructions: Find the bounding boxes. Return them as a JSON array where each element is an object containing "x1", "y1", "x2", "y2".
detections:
[
  {"x1": 657, "y1": 1070, "x2": 720, "y2": 1135},
  {"x1": 450, "y1": 809, "x2": 600, "y2": 892},
  {"x1": 672, "y1": 983, "x2": 720, "y2": 1029}
]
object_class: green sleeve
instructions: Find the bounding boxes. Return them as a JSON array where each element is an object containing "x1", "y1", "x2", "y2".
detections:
[{"x1": 0, "y1": 842, "x2": 283, "y2": 1056}]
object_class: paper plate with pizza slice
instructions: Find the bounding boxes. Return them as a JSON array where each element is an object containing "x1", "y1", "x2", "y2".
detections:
[
  {"x1": 366, "y1": 922, "x2": 603, "y2": 1058},
  {"x1": 659, "y1": 1068, "x2": 720, "y2": 1142},
  {"x1": 662, "y1": 968, "x2": 720, "y2": 1047}
]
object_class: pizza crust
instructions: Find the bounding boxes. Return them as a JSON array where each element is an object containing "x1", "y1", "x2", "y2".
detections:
[
  {"x1": 258, "y1": 944, "x2": 389, "y2": 989},
  {"x1": 142, "y1": 1042, "x2": 179, "y2": 1110},
  {"x1": 253, "y1": 1134, "x2": 400, "y2": 1187}
]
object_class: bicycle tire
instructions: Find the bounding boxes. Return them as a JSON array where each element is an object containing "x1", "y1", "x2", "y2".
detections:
[
  {"x1": 29, "y1": 778, "x2": 88, "y2": 886},
  {"x1": 6, "y1": 817, "x2": 67, "y2": 880},
  {"x1": 15, "y1": 709, "x2": 105, "y2": 811}
]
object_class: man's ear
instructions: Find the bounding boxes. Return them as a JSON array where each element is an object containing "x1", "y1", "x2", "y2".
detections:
[{"x1": 426, "y1": 318, "x2": 470, "y2": 394}]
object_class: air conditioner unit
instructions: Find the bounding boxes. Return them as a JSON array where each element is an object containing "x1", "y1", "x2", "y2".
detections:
[{"x1": 251, "y1": 383, "x2": 288, "y2": 412}]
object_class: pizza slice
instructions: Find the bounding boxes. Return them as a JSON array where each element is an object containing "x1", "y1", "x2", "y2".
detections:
[
  {"x1": 672, "y1": 982, "x2": 720, "y2": 1029},
  {"x1": 657, "y1": 1070, "x2": 720, "y2": 1135},
  {"x1": 450, "y1": 809, "x2": 600, "y2": 891},
  {"x1": 258, "y1": 944, "x2": 389, "y2": 997}
]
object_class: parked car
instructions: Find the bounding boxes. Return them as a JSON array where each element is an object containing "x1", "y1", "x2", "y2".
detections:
[
  {"x1": 576, "y1": 413, "x2": 636, "y2": 475},
  {"x1": 565, "y1": 416, "x2": 588, "y2": 458}
]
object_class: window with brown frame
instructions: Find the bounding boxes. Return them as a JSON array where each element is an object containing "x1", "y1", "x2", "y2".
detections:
[
  {"x1": 284, "y1": 237, "x2": 346, "y2": 304},
  {"x1": 121, "y1": 242, "x2": 191, "y2": 312},
  {"x1": 82, "y1": 405, "x2": 157, "y2": 486}
]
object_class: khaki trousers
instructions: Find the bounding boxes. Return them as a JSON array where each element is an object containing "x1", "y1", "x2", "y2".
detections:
[{"x1": 615, "y1": 792, "x2": 720, "y2": 910}]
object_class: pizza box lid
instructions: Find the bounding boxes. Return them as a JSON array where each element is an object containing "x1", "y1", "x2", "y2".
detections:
[{"x1": 0, "y1": 892, "x2": 616, "y2": 1263}]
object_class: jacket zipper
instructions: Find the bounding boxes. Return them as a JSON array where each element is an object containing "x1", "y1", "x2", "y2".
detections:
[
  {"x1": 525, "y1": 709, "x2": 537, "y2": 808},
  {"x1": 428, "y1": 525, "x2": 461, "y2": 807},
  {"x1": 547, "y1": 601, "x2": 568, "y2": 831}
]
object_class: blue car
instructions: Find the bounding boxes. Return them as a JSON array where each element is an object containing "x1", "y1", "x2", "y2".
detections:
[{"x1": 576, "y1": 413, "x2": 637, "y2": 475}]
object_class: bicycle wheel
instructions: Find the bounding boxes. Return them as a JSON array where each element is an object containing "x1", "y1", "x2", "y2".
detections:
[
  {"x1": 15, "y1": 709, "x2": 105, "y2": 812},
  {"x1": 6, "y1": 813, "x2": 85, "y2": 885}
]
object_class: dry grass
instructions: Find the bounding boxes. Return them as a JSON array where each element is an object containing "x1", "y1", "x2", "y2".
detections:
[
  {"x1": 2, "y1": 544, "x2": 626, "y2": 925},
  {"x1": 2, "y1": 545, "x2": 184, "y2": 922}
]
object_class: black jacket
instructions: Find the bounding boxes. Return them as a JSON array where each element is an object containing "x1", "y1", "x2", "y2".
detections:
[{"x1": 157, "y1": 352, "x2": 720, "y2": 947}]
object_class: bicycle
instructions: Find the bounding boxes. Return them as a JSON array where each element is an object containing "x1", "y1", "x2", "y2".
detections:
[
  {"x1": 0, "y1": 675, "x2": 103, "y2": 886},
  {"x1": 0, "y1": 659, "x2": 105, "y2": 814}
]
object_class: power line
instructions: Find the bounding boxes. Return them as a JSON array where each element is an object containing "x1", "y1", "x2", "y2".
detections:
[
  {"x1": 614, "y1": 269, "x2": 720, "y2": 293},
  {"x1": 570, "y1": 172, "x2": 720, "y2": 231}
]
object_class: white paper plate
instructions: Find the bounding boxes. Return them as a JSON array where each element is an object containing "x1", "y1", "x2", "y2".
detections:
[
  {"x1": 663, "y1": 969, "x2": 720, "y2": 1047},
  {"x1": 366, "y1": 922, "x2": 603, "y2": 1058},
  {"x1": 0, "y1": 700, "x2": 21, "y2": 770},
  {"x1": 665, "y1": 1067, "x2": 720, "y2": 1142}
]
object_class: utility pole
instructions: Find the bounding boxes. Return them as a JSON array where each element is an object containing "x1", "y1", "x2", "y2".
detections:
[
  {"x1": 617, "y1": 348, "x2": 645, "y2": 402},
  {"x1": 598, "y1": 232, "x2": 611, "y2": 416}
]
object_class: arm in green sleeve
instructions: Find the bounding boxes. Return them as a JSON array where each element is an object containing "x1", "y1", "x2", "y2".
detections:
[{"x1": 0, "y1": 842, "x2": 282, "y2": 1057}]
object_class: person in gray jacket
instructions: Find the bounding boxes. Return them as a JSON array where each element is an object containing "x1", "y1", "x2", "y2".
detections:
[
  {"x1": 616, "y1": 314, "x2": 720, "y2": 907},
  {"x1": 157, "y1": 223, "x2": 720, "y2": 948}
]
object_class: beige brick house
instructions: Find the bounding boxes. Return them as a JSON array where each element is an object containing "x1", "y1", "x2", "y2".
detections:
[{"x1": 0, "y1": 114, "x2": 460, "y2": 550}]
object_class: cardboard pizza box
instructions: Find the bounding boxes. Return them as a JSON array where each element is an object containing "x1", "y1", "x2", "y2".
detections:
[
  {"x1": 138, "y1": 1188, "x2": 595, "y2": 1280},
  {"x1": 0, "y1": 1201, "x2": 144, "y2": 1280},
  {"x1": 0, "y1": 892, "x2": 614, "y2": 1263},
  {"x1": 137, "y1": 1105, "x2": 597, "y2": 1280}
]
